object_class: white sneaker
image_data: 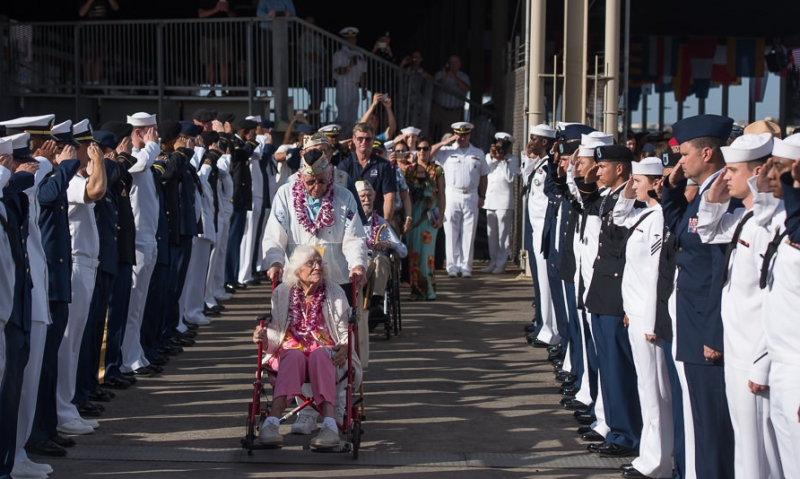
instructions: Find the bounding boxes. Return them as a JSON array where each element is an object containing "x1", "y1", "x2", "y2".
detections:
[
  {"x1": 10, "y1": 460, "x2": 48, "y2": 479},
  {"x1": 291, "y1": 415, "x2": 317, "y2": 435},
  {"x1": 56, "y1": 418, "x2": 94, "y2": 435},
  {"x1": 79, "y1": 417, "x2": 100, "y2": 428},
  {"x1": 478, "y1": 266, "x2": 495, "y2": 273},
  {"x1": 257, "y1": 422, "x2": 283, "y2": 446},
  {"x1": 310, "y1": 424, "x2": 340, "y2": 449},
  {"x1": 23, "y1": 458, "x2": 52, "y2": 474},
  {"x1": 491, "y1": 267, "x2": 506, "y2": 274}
]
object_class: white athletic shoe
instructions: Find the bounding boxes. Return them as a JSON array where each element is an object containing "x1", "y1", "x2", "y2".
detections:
[
  {"x1": 310, "y1": 424, "x2": 340, "y2": 449},
  {"x1": 257, "y1": 422, "x2": 283, "y2": 446},
  {"x1": 23, "y1": 458, "x2": 53, "y2": 474},
  {"x1": 79, "y1": 417, "x2": 99, "y2": 428},
  {"x1": 56, "y1": 418, "x2": 94, "y2": 435},
  {"x1": 291, "y1": 415, "x2": 317, "y2": 435},
  {"x1": 10, "y1": 460, "x2": 48, "y2": 479}
]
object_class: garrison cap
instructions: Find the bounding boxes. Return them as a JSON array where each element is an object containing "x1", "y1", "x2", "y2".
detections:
[
  {"x1": 744, "y1": 119, "x2": 782, "y2": 139},
  {"x1": 561, "y1": 124, "x2": 595, "y2": 141},
  {"x1": 300, "y1": 148, "x2": 331, "y2": 176},
  {"x1": 296, "y1": 123, "x2": 315, "y2": 135}
]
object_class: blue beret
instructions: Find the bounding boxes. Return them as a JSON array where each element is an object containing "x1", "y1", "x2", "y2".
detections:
[
  {"x1": 296, "y1": 123, "x2": 315, "y2": 135},
  {"x1": 561, "y1": 124, "x2": 596, "y2": 141},
  {"x1": 672, "y1": 114, "x2": 733, "y2": 144},
  {"x1": 93, "y1": 130, "x2": 120, "y2": 150},
  {"x1": 594, "y1": 144, "x2": 634, "y2": 163},
  {"x1": 179, "y1": 121, "x2": 203, "y2": 137}
]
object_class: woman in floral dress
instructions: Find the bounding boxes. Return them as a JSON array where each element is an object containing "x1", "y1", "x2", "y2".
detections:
[{"x1": 404, "y1": 136, "x2": 445, "y2": 301}]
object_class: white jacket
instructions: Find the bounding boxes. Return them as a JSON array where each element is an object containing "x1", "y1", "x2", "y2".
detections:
[{"x1": 483, "y1": 153, "x2": 519, "y2": 211}]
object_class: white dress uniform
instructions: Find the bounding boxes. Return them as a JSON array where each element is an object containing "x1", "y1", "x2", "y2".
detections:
[
  {"x1": 120, "y1": 138, "x2": 160, "y2": 373},
  {"x1": 482, "y1": 150, "x2": 519, "y2": 273},
  {"x1": 0, "y1": 165, "x2": 13, "y2": 384},
  {"x1": 181, "y1": 150, "x2": 216, "y2": 327},
  {"x1": 237, "y1": 140, "x2": 264, "y2": 284},
  {"x1": 257, "y1": 150, "x2": 282, "y2": 275},
  {"x1": 15, "y1": 156, "x2": 53, "y2": 466},
  {"x1": 263, "y1": 180, "x2": 368, "y2": 286},
  {"x1": 332, "y1": 42, "x2": 366, "y2": 134},
  {"x1": 522, "y1": 152, "x2": 560, "y2": 344},
  {"x1": 205, "y1": 153, "x2": 233, "y2": 305},
  {"x1": 434, "y1": 142, "x2": 487, "y2": 276},
  {"x1": 57, "y1": 172, "x2": 99, "y2": 426},
  {"x1": 613, "y1": 160, "x2": 674, "y2": 479}
]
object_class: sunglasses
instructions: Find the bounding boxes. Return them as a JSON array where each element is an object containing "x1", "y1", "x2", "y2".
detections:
[
  {"x1": 354, "y1": 136, "x2": 373, "y2": 142},
  {"x1": 303, "y1": 178, "x2": 329, "y2": 186},
  {"x1": 418, "y1": 146, "x2": 431, "y2": 151}
]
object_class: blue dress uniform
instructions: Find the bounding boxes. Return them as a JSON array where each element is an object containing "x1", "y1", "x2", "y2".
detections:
[
  {"x1": 28, "y1": 157, "x2": 80, "y2": 448},
  {"x1": 74, "y1": 135, "x2": 121, "y2": 409},
  {"x1": 661, "y1": 114, "x2": 736, "y2": 479},
  {"x1": 582, "y1": 145, "x2": 642, "y2": 452},
  {"x1": 0, "y1": 170, "x2": 34, "y2": 478},
  {"x1": 224, "y1": 122, "x2": 258, "y2": 288}
]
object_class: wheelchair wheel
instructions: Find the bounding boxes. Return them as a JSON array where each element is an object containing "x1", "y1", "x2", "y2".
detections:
[{"x1": 351, "y1": 420, "x2": 362, "y2": 459}]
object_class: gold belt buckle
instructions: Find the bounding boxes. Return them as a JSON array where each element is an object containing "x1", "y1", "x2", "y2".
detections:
[{"x1": 462, "y1": 189, "x2": 468, "y2": 194}]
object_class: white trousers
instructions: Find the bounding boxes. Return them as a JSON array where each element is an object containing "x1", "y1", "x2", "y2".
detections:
[
  {"x1": 335, "y1": 82, "x2": 360, "y2": 133},
  {"x1": 628, "y1": 316, "x2": 674, "y2": 478},
  {"x1": 592, "y1": 372, "x2": 610, "y2": 437},
  {"x1": 486, "y1": 209, "x2": 512, "y2": 270},
  {"x1": 532, "y1": 221, "x2": 559, "y2": 345},
  {"x1": 769, "y1": 361, "x2": 799, "y2": 478},
  {"x1": 57, "y1": 259, "x2": 98, "y2": 425},
  {"x1": 443, "y1": 194, "x2": 479, "y2": 275},
  {"x1": 206, "y1": 209, "x2": 232, "y2": 306},
  {"x1": 15, "y1": 321, "x2": 46, "y2": 463},
  {"x1": 121, "y1": 242, "x2": 157, "y2": 373},
  {"x1": 259, "y1": 207, "x2": 273, "y2": 273},
  {"x1": 669, "y1": 286, "x2": 697, "y2": 479},
  {"x1": 725, "y1": 365, "x2": 782, "y2": 479},
  {"x1": 574, "y1": 309, "x2": 594, "y2": 408},
  {"x1": 238, "y1": 198, "x2": 263, "y2": 284},
  {"x1": 181, "y1": 238, "x2": 212, "y2": 326}
]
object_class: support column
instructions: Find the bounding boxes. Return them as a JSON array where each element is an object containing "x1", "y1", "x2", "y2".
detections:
[
  {"x1": 563, "y1": 0, "x2": 588, "y2": 123},
  {"x1": 603, "y1": 0, "x2": 620, "y2": 136},
  {"x1": 698, "y1": 97, "x2": 706, "y2": 115},
  {"x1": 779, "y1": 75, "x2": 787, "y2": 136},
  {"x1": 748, "y1": 77, "x2": 757, "y2": 123},
  {"x1": 469, "y1": 0, "x2": 486, "y2": 108},
  {"x1": 722, "y1": 84, "x2": 730, "y2": 117},
  {"x1": 528, "y1": 0, "x2": 547, "y2": 127},
  {"x1": 641, "y1": 86, "x2": 648, "y2": 131},
  {"x1": 677, "y1": 101, "x2": 684, "y2": 121},
  {"x1": 658, "y1": 88, "x2": 665, "y2": 131}
]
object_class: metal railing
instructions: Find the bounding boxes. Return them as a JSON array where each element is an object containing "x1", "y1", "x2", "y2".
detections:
[{"x1": 3, "y1": 16, "x2": 495, "y2": 136}]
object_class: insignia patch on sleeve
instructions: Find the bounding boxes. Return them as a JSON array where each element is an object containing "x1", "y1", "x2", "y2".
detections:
[{"x1": 275, "y1": 209, "x2": 286, "y2": 225}]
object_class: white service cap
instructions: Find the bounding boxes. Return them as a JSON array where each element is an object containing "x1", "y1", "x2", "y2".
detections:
[
  {"x1": 495, "y1": 132, "x2": 514, "y2": 143},
  {"x1": 0, "y1": 137, "x2": 12, "y2": 156}
]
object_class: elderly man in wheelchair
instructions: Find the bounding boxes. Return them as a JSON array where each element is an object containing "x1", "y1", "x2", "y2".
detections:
[
  {"x1": 355, "y1": 180, "x2": 408, "y2": 329},
  {"x1": 253, "y1": 245, "x2": 363, "y2": 449}
]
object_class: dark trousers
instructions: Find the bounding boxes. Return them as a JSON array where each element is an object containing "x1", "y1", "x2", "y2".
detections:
[
  {"x1": 523, "y1": 214, "x2": 543, "y2": 326},
  {"x1": 662, "y1": 340, "x2": 685, "y2": 479},
  {"x1": 583, "y1": 310, "x2": 599, "y2": 404},
  {"x1": 684, "y1": 363, "x2": 735, "y2": 479},
  {"x1": 592, "y1": 313, "x2": 642, "y2": 449},
  {"x1": 73, "y1": 270, "x2": 115, "y2": 406},
  {"x1": 225, "y1": 210, "x2": 248, "y2": 285},
  {"x1": 28, "y1": 301, "x2": 69, "y2": 444},
  {"x1": 0, "y1": 322, "x2": 30, "y2": 477},
  {"x1": 162, "y1": 238, "x2": 192, "y2": 341},
  {"x1": 251, "y1": 208, "x2": 267, "y2": 277},
  {"x1": 141, "y1": 262, "x2": 169, "y2": 361},
  {"x1": 564, "y1": 282, "x2": 584, "y2": 388},
  {"x1": 105, "y1": 263, "x2": 132, "y2": 381},
  {"x1": 545, "y1": 226, "x2": 568, "y2": 348}
]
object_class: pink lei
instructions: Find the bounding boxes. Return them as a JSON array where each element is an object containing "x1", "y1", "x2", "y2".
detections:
[
  {"x1": 286, "y1": 283, "x2": 333, "y2": 352},
  {"x1": 292, "y1": 175, "x2": 335, "y2": 235},
  {"x1": 365, "y1": 212, "x2": 381, "y2": 248}
]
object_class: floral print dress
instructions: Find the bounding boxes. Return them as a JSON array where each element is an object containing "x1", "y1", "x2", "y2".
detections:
[{"x1": 404, "y1": 163, "x2": 444, "y2": 300}]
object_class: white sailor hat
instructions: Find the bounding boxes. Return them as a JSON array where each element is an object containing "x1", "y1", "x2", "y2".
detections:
[
  {"x1": 126, "y1": 112, "x2": 157, "y2": 127},
  {"x1": 581, "y1": 132, "x2": 614, "y2": 146},
  {"x1": 72, "y1": 119, "x2": 94, "y2": 142},
  {"x1": 578, "y1": 141, "x2": 608, "y2": 158},
  {"x1": 246, "y1": 115, "x2": 262, "y2": 123},
  {"x1": 0, "y1": 137, "x2": 12, "y2": 156},
  {"x1": 632, "y1": 157, "x2": 664, "y2": 176},
  {"x1": 319, "y1": 124, "x2": 342, "y2": 137},
  {"x1": 529, "y1": 124, "x2": 556, "y2": 139},
  {"x1": 495, "y1": 132, "x2": 514, "y2": 143},
  {"x1": 401, "y1": 126, "x2": 421, "y2": 136},
  {"x1": 451, "y1": 122, "x2": 474, "y2": 134},
  {"x1": 772, "y1": 133, "x2": 800, "y2": 160},
  {"x1": 0, "y1": 114, "x2": 56, "y2": 137},
  {"x1": 721, "y1": 133, "x2": 773, "y2": 164},
  {"x1": 340, "y1": 27, "x2": 359, "y2": 37}
]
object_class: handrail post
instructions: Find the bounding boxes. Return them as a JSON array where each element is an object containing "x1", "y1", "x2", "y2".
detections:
[
  {"x1": 271, "y1": 17, "x2": 289, "y2": 128},
  {"x1": 247, "y1": 20, "x2": 254, "y2": 114},
  {"x1": 157, "y1": 22, "x2": 164, "y2": 119}
]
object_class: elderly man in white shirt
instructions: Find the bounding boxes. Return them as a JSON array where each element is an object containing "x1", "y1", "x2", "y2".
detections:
[{"x1": 481, "y1": 132, "x2": 519, "y2": 274}]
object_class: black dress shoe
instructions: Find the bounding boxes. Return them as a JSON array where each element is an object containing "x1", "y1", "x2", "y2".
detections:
[
  {"x1": 244, "y1": 278, "x2": 261, "y2": 286},
  {"x1": 548, "y1": 348, "x2": 566, "y2": 362},
  {"x1": 556, "y1": 371, "x2": 575, "y2": 382},
  {"x1": 559, "y1": 396, "x2": 573, "y2": 407},
  {"x1": 232, "y1": 282, "x2": 247, "y2": 289},
  {"x1": 531, "y1": 338, "x2": 552, "y2": 348},
  {"x1": 575, "y1": 413, "x2": 597, "y2": 425},
  {"x1": 622, "y1": 469, "x2": 646, "y2": 478},
  {"x1": 523, "y1": 323, "x2": 537, "y2": 333},
  {"x1": 170, "y1": 336, "x2": 195, "y2": 347},
  {"x1": 224, "y1": 284, "x2": 237, "y2": 294},
  {"x1": 158, "y1": 346, "x2": 182, "y2": 356},
  {"x1": 150, "y1": 355, "x2": 169, "y2": 366},
  {"x1": 563, "y1": 399, "x2": 588, "y2": 410},
  {"x1": 120, "y1": 372, "x2": 138, "y2": 384},
  {"x1": 560, "y1": 385, "x2": 578, "y2": 396},
  {"x1": 89, "y1": 388, "x2": 114, "y2": 402},
  {"x1": 577, "y1": 425, "x2": 593, "y2": 434},
  {"x1": 587, "y1": 442, "x2": 602, "y2": 453},
  {"x1": 581, "y1": 430, "x2": 604, "y2": 442},
  {"x1": 50, "y1": 435, "x2": 76, "y2": 447},
  {"x1": 27, "y1": 439, "x2": 67, "y2": 457},
  {"x1": 619, "y1": 463, "x2": 635, "y2": 472},
  {"x1": 180, "y1": 330, "x2": 197, "y2": 339},
  {"x1": 561, "y1": 379, "x2": 577, "y2": 388},
  {"x1": 211, "y1": 304, "x2": 226, "y2": 312},
  {"x1": 202, "y1": 307, "x2": 221, "y2": 316},
  {"x1": 102, "y1": 377, "x2": 132, "y2": 389},
  {"x1": 133, "y1": 366, "x2": 158, "y2": 377},
  {"x1": 77, "y1": 403, "x2": 103, "y2": 417},
  {"x1": 552, "y1": 359, "x2": 564, "y2": 369},
  {"x1": 148, "y1": 364, "x2": 164, "y2": 374},
  {"x1": 186, "y1": 322, "x2": 199, "y2": 330},
  {"x1": 598, "y1": 442, "x2": 638, "y2": 457}
]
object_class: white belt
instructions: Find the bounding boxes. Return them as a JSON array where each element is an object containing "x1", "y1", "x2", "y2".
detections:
[{"x1": 446, "y1": 187, "x2": 477, "y2": 194}]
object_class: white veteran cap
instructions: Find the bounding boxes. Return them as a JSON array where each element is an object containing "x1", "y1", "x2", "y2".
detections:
[
  {"x1": 401, "y1": 126, "x2": 421, "y2": 136},
  {"x1": 530, "y1": 124, "x2": 556, "y2": 138},
  {"x1": 355, "y1": 179, "x2": 374, "y2": 192},
  {"x1": 632, "y1": 157, "x2": 664, "y2": 176},
  {"x1": 721, "y1": 133, "x2": 773, "y2": 164},
  {"x1": 495, "y1": 132, "x2": 514, "y2": 143},
  {"x1": 126, "y1": 112, "x2": 157, "y2": 127},
  {"x1": 772, "y1": 133, "x2": 800, "y2": 160}
]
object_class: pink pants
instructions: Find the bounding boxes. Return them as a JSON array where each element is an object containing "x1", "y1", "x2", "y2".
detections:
[{"x1": 271, "y1": 348, "x2": 336, "y2": 407}]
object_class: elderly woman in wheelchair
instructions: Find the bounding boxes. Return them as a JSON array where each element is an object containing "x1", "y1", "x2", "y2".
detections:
[{"x1": 253, "y1": 245, "x2": 362, "y2": 449}]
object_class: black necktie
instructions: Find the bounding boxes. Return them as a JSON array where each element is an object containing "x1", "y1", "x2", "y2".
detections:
[
  {"x1": 722, "y1": 211, "x2": 754, "y2": 286},
  {"x1": 759, "y1": 228, "x2": 788, "y2": 289}
]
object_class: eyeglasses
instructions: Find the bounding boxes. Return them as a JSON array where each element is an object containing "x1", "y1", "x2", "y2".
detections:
[
  {"x1": 394, "y1": 149, "x2": 408, "y2": 154},
  {"x1": 418, "y1": 146, "x2": 431, "y2": 151},
  {"x1": 303, "y1": 260, "x2": 324, "y2": 269},
  {"x1": 354, "y1": 136, "x2": 373, "y2": 142},
  {"x1": 303, "y1": 177, "x2": 329, "y2": 186}
]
